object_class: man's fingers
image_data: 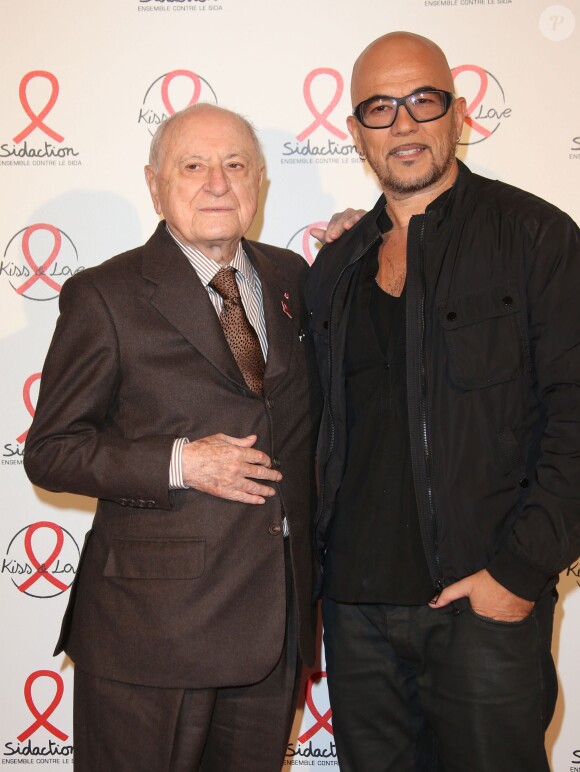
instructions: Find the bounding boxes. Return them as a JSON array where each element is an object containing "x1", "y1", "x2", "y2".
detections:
[
  {"x1": 207, "y1": 478, "x2": 277, "y2": 505},
  {"x1": 429, "y1": 578, "x2": 469, "y2": 608},
  {"x1": 217, "y1": 435, "x2": 274, "y2": 470},
  {"x1": 244, "y1": 479, "x2": 277, "y2": 498},
  {"x1": 243, "y1": 462, "x2": 282, "y2": 482},
  {"x1": 309, "y1": 227, "x2": 327, "y2": 242},
  {"x1": 182, "y1": 433, "x2": 282, "y2": 503},
  {"x1": 428, "y1": 570, "x2": 535, "y2": 621},
  {"x1": 217, "y1": 433, "x2": 258, "y2": 447},
  {"x1": 242, "y1": 448, "x2": 275, "y2": 470},
  {"x1": 328, "y1": 207, "x2": 365, "y2": 225},
  {"x1": 326, "y1": 208, "x2": 366, "y2": 237},
  {"x1": 309, "y1": 209, "x2": 366, "y2": 246}
]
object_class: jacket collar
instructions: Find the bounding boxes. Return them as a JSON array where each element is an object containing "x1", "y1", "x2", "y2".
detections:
[
  {"x1": 367, "y1": 161, "x2": 474, "y2": 231},
  {"x1": 422, "y1": 160, "x2": 473, "y2": 227}
]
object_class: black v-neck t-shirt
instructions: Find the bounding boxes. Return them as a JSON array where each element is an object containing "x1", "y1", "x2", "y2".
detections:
[{"x1": 323, "y1": 247, "x2": 433, "y2": 604}]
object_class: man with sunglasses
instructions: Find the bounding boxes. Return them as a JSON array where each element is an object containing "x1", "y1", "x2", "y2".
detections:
[{"x1": 306, "y1": 31, "x2": 580, "y2": 771}]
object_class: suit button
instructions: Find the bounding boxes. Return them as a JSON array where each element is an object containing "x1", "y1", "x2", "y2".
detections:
[
  {"x1": 272, "y1": 457, "x2": 281, "y2": 469},
  {"x1": 447, "y1": 311, "x2": 457, "y2": 322},
  {"x1": 266, "y1": 397, "x2": 274, "y2": 408},
  {"x1": 502, "y1": 295, "x2": 513, "y2": 306},
  {"x1": 268, "y1": 523, "x2": 282, "y2": 536},
  {"x1": 119, "y1": 498, "x2": 128, "y2": 506},
  {"x1": 519, "y1": 477, "x2": 529, "y2": 488},
  {"x1": 146, "y1": 500, "x2": 156, "y2": 508}
]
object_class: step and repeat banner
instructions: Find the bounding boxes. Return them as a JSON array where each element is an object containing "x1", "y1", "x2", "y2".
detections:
[{"x1": 1, "y1": 0, "x2": 579, "y2": 768}]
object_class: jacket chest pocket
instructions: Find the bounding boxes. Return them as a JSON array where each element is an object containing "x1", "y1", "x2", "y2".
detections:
[{"x1": 437, "y1": 280, "x2": 530, "y2": 390}]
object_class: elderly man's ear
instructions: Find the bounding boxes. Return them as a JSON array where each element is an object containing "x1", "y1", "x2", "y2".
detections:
[{"x1": 144, "y1": 165, "x2": 162, "y2": 216}]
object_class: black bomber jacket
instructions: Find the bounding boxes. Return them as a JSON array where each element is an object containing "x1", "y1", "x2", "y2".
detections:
[{"x1": 305, "y1": 161, "x2": 580, "y2": 601}]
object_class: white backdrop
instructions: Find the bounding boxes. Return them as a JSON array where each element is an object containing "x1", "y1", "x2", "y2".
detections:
[{"x1": 1, "y1": 0, "x2": 579, "y2": 768}]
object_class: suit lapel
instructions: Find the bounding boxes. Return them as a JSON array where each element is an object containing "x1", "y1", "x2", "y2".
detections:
[
  {"x1": 140, "y1": 225, "x2": 296, "y2": 395},
  {"x1": 141, "y1": 223, "x2": 248, "y2": 391},
  {"x1": 244, "y1": 240, "x2": 295, "y2": 394}
]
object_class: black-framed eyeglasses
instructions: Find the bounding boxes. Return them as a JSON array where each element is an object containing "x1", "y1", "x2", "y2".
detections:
[{"x1": 353, "y1": 89, "x2": 455, "y2": 129}]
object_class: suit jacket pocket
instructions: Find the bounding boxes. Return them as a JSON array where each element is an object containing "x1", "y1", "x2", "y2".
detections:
[
  {"x1": 437, "y1": 280, "x2": 530, "y2": 390},
  {"x1": 103, "y1": 538, "x2": 205, "y2": 579}
]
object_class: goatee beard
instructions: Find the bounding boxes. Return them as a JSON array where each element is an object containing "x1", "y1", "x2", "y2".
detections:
[{"x1": 377, "y1": 151, "x2": 456, "y2": 195}]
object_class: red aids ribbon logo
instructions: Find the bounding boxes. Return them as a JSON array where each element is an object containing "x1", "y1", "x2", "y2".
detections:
[
  {"x1": 17, "y1": 522, "x2": 69, "y2": 594},
  {"x1": 16, "y1": 372, "x2": 41, "y2": 444},
  {"x1": 452, "y1": 65, "x2": 492, "y2": 139},
  {"x1": 16, "y1": 223, "x2": 63, "y2": 297},
  {"x1": 297, "y1": 69, "x2": 348, "y2": 142},
  {"x1": 452, "y1": 65, "x2": 510, "y2": 145},
  {"x1": 161, "y1": 69, "x2": 202, "y2": 114},
  {"x1": 17, "y1": 670, "x2": 68, "y2": 742},
  {"x1": 302, "y1": 222, "x2": 328, "y2": 266},
  {"x1": 286, "y1": 223, "x2": 328, "y2": 266},
  {"x1": 3, "y1": 523, "x2": 80, "y2": 599},
  {"x1": 3, "y1": 224, "x2": 80, "y2": 301},
  {"x1": 281, "y1": 291, "x2": 293, "y2": 319},
  {"x1": 13, "y1": 71, "x2": 64, "y2": 144},
  {"x1": 298, "y1": 671, "x2": 333, "y2": 743},
  {"x1": 139, "y1": 70, "x2": 217, "y2": 135}
]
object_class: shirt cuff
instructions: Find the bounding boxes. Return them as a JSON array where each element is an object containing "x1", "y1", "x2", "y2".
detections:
[{"x1": 169, "y1": 437, "x2": 189, "y2": 489}]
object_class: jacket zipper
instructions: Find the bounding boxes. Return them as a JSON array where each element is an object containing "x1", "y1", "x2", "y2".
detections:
[{"x1": 417, "y1": 218, "x2": 443, "y2": 590}]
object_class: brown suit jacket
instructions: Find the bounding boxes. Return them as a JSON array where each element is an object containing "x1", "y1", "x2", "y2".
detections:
[{"x1": 24, "y1": 223, "x2": 321, "y2": 689}]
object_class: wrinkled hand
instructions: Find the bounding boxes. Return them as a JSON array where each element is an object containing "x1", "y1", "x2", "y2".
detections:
[
  {"x1": 182, "y1": 434, "x2": 281, "y2": 504},
  {"x1": 310, "y1": 208, "x2": 366, "y2": 244},
  {"x1": 429, "y1": 569, "x2": 534, "y2": 622}
]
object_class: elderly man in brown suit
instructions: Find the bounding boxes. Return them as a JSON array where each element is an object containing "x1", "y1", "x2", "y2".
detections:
[{"x1": 24, "y1": 104, "x2": 320, "y2": 771}]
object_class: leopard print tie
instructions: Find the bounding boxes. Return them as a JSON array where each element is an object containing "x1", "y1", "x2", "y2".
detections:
[{"x1": 210, "y1": 267, "x2": 265, "y2": 395}]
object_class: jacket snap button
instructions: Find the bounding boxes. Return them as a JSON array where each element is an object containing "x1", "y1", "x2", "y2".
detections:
[
  {"x1": 502, "y1": 296, "x2": 513, "y2": 306},
  {"x1": 268, "y1": 523, "x2": 282, "y2": 536},
  {"x1": 447, "y1": 311, "x2": 457, "y2": 322}
]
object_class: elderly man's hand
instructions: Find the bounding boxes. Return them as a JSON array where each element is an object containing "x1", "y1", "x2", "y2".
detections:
[
  {"x1": 310, "y1": 208, "x2": 366, "y2": 245},
  {"x1": 182, "y1": 433, "x2": 281, "y2": 504},
  {"x1": 428, "y1": 569, "x2": 534, "y2": 622}
]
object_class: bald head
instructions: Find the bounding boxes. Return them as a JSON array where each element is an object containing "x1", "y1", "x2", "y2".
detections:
[
  {"x1": 351, "y1": 32, "x2": 455, "y2": 108},
  {"x1": 346, "y1": 31, "x2": 467, "y2": 202},
  {"x1": 149, "y1": 103, "x2": 264, "y2": 171}
]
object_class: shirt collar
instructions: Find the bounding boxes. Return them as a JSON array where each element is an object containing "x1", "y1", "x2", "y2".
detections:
[{"x1": 166, "y1": 224, "x2": 254, "y2": 289}]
